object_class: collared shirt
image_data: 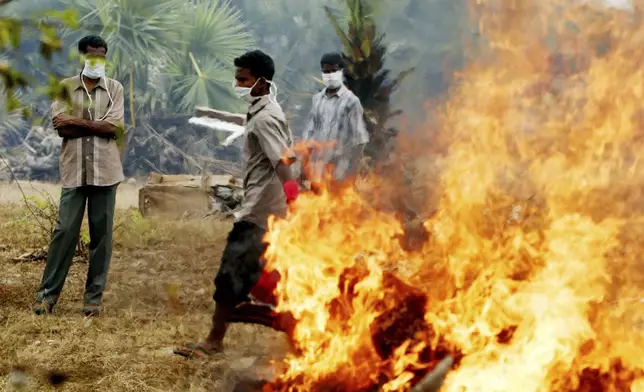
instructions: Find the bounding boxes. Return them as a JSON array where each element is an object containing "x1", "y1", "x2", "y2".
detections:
[
  {"x1": 303, "y1": 85, "x2": 369, "y2": 180},
  {"x1": 235, "y1": 95, "x2": 295, "y2": 230},
  {"x1": 51, "y1": 75, "x2": 125, "y2": 188}
]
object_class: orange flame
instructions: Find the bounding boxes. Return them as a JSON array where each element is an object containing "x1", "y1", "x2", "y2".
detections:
[{"x1": 263, "y1": 0, "x2": 644, "y2": 390}]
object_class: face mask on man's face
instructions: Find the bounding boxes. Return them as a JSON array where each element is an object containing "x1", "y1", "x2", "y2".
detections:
[
  {"x1": 233, "y1": 78, "x2": 277, "y2": 104},
  {"x1": 82, "y1": 57, "x2": 106, "y2": 79},
  {"x1": 322, "y1": 70, "x2": 343, "y2": 88},
  {"x1": 233, "y1": 80, "x2": 258, "y2": 103}
]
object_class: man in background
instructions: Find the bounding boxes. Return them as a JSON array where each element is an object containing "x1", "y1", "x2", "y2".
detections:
[
  {"x1": 174, "y1": 50, "x2": 298, "y2": 357},
  {"x1": 302, "y1": 52, "x2": 369, "y2": 185},
  {"x1": 32, "y1": 35, "x2": 125, "y2": 317}
]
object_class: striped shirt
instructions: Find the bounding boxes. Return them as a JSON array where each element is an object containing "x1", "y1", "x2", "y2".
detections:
[
  {"x1": 51, "y1": 75, "x2": 125, "y2": 188},
  {"x1": 303, "y1": 85, "x2": 369, "y2": 180}
]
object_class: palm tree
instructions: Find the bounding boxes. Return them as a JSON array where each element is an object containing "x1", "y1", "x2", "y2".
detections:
[
  {"x1": 61, "y1": 0, "x2": 184, "y2": 128},
  {"x1": 325, "y1": 0, "x2": 414, "y2": 163},
  {"x1": 56, "y1": 0, "x2": 254, "y2": 176},
  {"x1": 164, "y1": 0, "x2": 253, "y2": 114}
]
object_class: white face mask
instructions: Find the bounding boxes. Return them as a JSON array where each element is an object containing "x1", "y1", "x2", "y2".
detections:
[
  {"x1": 322, "y1": 70, "x2": 344, "y2": 89},
  {"x1": 233, "y1": 79, "x2": 259, "y2": 103},
  {"x1": 233, "y1": 78, "x2": 278, "y2": 104},
  {"x1": 82, "y1": 59, "x2": 106, "y2": 80}
]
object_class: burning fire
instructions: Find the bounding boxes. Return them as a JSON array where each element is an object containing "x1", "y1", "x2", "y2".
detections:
[{"x1": 262, "y1": 0, "x2": 644, "y2": 390}]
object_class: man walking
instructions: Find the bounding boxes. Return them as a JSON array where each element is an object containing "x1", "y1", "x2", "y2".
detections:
[
  {"x1": 302, "y1": 52, "x2": 369, "y2": 184},
  {"x1": 32, "y1": 35, "x2": 125, "y2": 317},
  {"x1": 174, "y1": 50, "x2": 298, "y2": 357}
]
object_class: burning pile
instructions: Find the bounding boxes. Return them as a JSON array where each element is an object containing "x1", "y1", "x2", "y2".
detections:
[{"x1": 259, "y1": 0, "x2": 644, "y2": 390}]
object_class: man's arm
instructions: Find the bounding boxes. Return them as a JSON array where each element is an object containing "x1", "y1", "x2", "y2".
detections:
[
  {"x1": 55, "y1": 119, "x2": 116, "y2": 139},
  {"x1": 253, "y1": 117, "x2": 299, "y2": 203},
  {"x1": 54, "y1": 82, "x2": 125, "y2": 140},
  {"x1": 50, "y1": 91, "x2": 80, "y2": 138},
  {"x1": 345, "y1": 144, "x2": 365, "y2": 178},
  {"x1": 275, "y1": 161, "x2": 294, "y2": 182}
]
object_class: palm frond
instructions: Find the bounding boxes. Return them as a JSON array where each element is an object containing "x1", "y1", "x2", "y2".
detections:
[
  {"x1": 0, "y1": 87, "x2": 30, "y2": 146},
  {"x1": 182, "y1": 0, "x2": 253, "y2": 63},
  {"x1": 62, "y1": 0, "x2": 183, "y2": 79},
  {"x1": 162, "y1": 0, "x2": 253, "y2": 112},
  {"x1": 165, "y1": 53, "x2": 238, "y2": 112}
]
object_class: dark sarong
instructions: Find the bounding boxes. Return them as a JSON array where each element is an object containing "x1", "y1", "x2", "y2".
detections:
[{"x1": 213, "y1": 220, "x2": 268, "y2": 307}]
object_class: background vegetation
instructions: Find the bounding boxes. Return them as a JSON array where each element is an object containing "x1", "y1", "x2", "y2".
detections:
[{"x1": 0, "y1": 0, "x2": 469, "y2": 179}]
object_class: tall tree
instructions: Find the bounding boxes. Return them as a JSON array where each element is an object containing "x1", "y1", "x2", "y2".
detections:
[{"x1": 325, "y1": 0, "x2": 413, "y2": 162}]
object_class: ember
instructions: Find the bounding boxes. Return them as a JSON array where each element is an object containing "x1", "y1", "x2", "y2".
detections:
[{"x1": 256, "y1": 0, "x2": 644, "y2": 391}]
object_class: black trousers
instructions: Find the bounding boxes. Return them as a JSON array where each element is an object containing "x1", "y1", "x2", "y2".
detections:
[{"x1": 213, "y1": 221, "x2": 268, "y2": 308}]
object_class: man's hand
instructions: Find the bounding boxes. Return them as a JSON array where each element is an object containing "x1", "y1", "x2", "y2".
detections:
[{"x1": 52, "y1": 114, "x2": 79, "y2": 129}]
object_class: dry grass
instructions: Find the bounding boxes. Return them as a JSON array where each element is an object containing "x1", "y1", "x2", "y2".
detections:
[
  {"x1": 0, "y1": 181, "x2": 141, "y2": 211},
  {"x1": 0, "y1": 181, "x2": 288, "y2": 391}
]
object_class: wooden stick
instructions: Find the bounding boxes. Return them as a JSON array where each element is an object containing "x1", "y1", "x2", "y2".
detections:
[{"x1": 409, "y1": 356, "x2": 454, "y2": 392}]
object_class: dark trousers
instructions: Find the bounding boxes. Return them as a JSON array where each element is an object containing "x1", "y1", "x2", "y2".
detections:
[
  {"x1": 35, "y1": 185, "x2": 117, "y2": 306},
  {"x1": 213, "y1": 221, "x2": 267, "y2": 308}
]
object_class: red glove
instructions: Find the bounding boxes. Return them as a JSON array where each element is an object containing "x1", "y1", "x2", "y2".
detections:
[
  {"x1": 283, "y1": 179, "x2": 299, "y2": 204},
  {"x1": 250, "y1": 269, "x2": 281, "y2": 306}
]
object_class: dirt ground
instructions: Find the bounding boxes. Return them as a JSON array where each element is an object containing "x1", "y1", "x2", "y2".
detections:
[{"x1": 0, "y1": 181, "x2": 288, "y2": 391}]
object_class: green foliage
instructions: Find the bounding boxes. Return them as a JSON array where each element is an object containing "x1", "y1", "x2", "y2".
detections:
[
  {"x1": 0, "y1": 1, "x2": 79, "y2": 115},
  {"x1": 325, "y1": 0, "x2": 413, "y2": 161},
  {"x1": 62, "y1": 0, "x2": 181, "y2": 77},
  {"x1": 49, "y1": 0, "x2": 255, "y2": 177},
  {"x1": 112, "y1": 208, "x2": 177, "y2": 248},
  {"x1": 163, "y1": 0, "x2": 253, "y2": 113},
  {"x1": 63, "y1": 0, "x2": 253, "y2": 117},
  {"x1": 2, "y1": 0, "x2": 469, "y2": 179}
]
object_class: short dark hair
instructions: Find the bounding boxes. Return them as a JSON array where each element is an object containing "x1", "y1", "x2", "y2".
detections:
[
  {"x1": 321, "y1": 52, "x2": 344, "y2": 69},
  {"x1": 78, "y1": 35, "x2": 108, "y2": 54},
  {"x1": 234, "y1": 50, "x2": 275, "y2": 81}
]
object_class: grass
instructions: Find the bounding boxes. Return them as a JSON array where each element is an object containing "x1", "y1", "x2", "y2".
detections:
[{"x1": 0, "y1": 181, "x2": 288, "y2": 391}]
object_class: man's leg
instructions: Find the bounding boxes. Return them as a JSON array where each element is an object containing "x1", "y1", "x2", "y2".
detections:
[
  {"x1": 175, "y1": 221, "x2": 266, "y2": 357},
  {"x1": 34, "y1": 187, "x2": 87, "y2": 312},
  {"x1": 83, "y1": 184, "x2": 117, "y2": 313}
]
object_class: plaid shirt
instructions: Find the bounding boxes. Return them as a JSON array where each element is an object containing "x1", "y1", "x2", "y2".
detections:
[
  {"x1": 303, "y1": 85, "x2": 369, "y2": 179},
  {"x1": 51, "y1": 75, "x2": 125, "y2": 188}
]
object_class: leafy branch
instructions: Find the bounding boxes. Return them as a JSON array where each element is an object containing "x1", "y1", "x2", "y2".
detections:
[{"x1": 0, "y1": 1, "x2": 79, "y2": 113}]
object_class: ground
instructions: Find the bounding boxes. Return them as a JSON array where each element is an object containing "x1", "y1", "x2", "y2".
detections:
[{"x1": 0, "y1": 181, "x2": 288, "y2": 391}]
